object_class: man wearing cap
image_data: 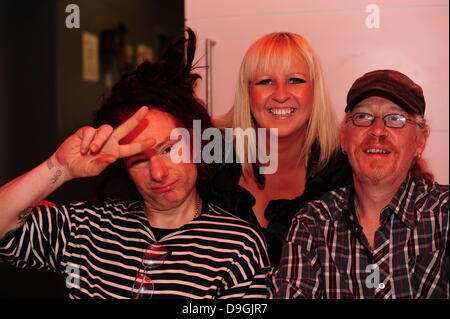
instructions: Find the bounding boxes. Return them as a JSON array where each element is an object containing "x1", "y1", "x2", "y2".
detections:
[{"x1": 267, "y1": 69, "x2": 449, "y2": 299}]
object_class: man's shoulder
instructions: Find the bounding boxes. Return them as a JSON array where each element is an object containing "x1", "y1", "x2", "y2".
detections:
[
  {"x1": 58, "y1": 198, "x2": 144, "y2": 221},
  {"x1": 205, "y1": 202, "x2": 256, "y2": 225},
  {"x1": 204, "y1": 202, "x2": 264, "y2": 236},
  {"x1": 63, "y1": 198, "x2": 131, "y2": 209},
  {"x1": 412, "y1": 178, "x2": 449, "y2": 214},
  {"x1": 426, "y1": 181, "x2": 449, "y2": 198},
  {"x1": 293, "y1": 186, "x2": 350, "y2": 223},
  {"x1": 409, "y1": 178, "x2": 449, "y2": 204}
]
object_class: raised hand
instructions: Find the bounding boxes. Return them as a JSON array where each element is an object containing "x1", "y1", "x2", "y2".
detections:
[{"x1": 54, "y1": 106, "x2": 155, "y2": 180}]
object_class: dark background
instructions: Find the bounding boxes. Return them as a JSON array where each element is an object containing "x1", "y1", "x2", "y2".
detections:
[{"x1": 0, "y1": 0, "x2": 184, "y2": 298}]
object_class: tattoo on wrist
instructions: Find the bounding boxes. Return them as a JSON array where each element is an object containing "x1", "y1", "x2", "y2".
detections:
[
  {"x1": 47, "y1": 158, "x2": 55, "y2": 170},
  {"x1": 50, "y1": 169, "x2": 62, "y2": 184},
  {"x1": 18, "y1": 207, "x2": 33, "y2": 225}
]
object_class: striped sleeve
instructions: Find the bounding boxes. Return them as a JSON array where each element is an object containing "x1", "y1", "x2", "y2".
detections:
[
  {"x1": 218, "y1": 253, "x2": 270, "y2": 299},
  {"x1": 267, "y1": 207, "x2": 323, "y2": 299},
  {"x1": 0, "y1": 204, "x2": 73, "y2": 273},
  {"x1": 241, "y1": 266, "x2": 271, "y2": 299}
]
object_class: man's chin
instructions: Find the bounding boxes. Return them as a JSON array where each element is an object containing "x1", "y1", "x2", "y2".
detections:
[
  {"x1": 158, "y1": 191, "x2": 183, "y2": 205},
  {"x1": 355, "y1": 167, "x2": 393, "y2": 185}
]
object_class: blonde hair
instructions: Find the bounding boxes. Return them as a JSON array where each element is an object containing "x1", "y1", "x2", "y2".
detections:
[{"x1": 215, "y1": 32, "x2": 340, "y2": 181}]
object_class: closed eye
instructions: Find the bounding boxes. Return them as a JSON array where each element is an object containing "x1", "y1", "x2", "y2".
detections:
[
  {"x1": 254, "y1": 79, "x2": 272, "y2": 85},
  {"x1": 289, "y1": 77, "x2": 306, "y2": 84}
]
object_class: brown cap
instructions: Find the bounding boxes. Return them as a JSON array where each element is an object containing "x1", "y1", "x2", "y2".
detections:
[{"x1": 345, "y1": 69, "x2": 425, "y2": 115}]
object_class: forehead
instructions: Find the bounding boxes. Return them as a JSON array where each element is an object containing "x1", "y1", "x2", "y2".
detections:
[
  {"x1": 352, "y1": 96, "x2": 405, "y2": 114},
  {"x1": 146, "y1": 108, "x2": 179, "y2": 131},
  {"x1": 123, "y1": 108, "x2": 180, "y2": 143},
  {"x1": 252, "y1": 55, "x2": 309, "y2": 78}
]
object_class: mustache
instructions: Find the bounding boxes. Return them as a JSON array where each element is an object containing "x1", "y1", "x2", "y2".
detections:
[{"x1": 357, "y1": 136, "x2": 397, "y2": 153}]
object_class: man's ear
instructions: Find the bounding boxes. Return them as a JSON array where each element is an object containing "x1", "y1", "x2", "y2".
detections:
[{"x1": 415, "y1": 123, "x2": 429, "y2": 158}]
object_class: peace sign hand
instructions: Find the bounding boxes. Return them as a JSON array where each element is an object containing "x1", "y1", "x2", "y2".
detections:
[{"x1": 54, "y1": 106, "x2": 155, "y2": 180}]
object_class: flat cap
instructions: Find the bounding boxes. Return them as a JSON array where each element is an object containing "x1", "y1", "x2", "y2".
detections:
[{"x1": 345, "y1": 69, "x2": 425, "y2": 115}]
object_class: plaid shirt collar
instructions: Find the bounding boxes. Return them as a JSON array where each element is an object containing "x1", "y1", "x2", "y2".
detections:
[{"x1": 338, "y1": 172, "x2": 419, "y2": 230}]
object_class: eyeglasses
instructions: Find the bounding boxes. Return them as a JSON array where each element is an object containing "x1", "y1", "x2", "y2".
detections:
[
  {"x1": 346, "y1": 112, "x2": 425, "y2": 128},
  {"x1": 131, "y1": 242, "x2": 169, "y2": 299}
]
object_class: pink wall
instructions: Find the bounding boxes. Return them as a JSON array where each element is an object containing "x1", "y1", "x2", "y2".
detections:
[{"x1": 186, "y1": 0, "x2": 449, "y2": 184}]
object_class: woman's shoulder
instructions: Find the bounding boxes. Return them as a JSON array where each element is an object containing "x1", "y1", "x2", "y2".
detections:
[
  {"x1": 305, "y1": 151, "x2": 352, "y2": 201},
  {"x1": 210, "y1": 162, "x2": 242, "y2": 190}
]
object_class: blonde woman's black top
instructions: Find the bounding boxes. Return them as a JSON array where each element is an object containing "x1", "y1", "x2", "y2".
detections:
[{"x1": 199, "y1": 144, "x2": 352, "y2": 267}]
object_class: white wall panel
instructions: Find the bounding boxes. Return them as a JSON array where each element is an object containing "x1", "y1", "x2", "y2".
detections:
[{"x1": 186, "y1": 0, "x2": 449, "y2": 184}]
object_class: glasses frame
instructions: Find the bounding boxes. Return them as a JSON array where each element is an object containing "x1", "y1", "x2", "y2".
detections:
[
  {"x1": 131, "y1": 242, "x2": 169, "y2": 299},
  {"x1": 346, "y1": 112, "x2": 425, "y2": 129}
]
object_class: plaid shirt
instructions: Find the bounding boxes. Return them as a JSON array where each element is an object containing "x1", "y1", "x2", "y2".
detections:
[{"x1": 267, "y1": 174, "x2": 449, "y2": 299}]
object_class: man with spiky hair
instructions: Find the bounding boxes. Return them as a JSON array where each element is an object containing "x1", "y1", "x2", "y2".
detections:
[{"x1": 0, "y1": 29, "x2": 269, "y2": 299}]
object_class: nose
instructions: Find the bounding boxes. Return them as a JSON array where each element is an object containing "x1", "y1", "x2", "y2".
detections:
[
  {"x1": 368, "y1": 116, "x2": 388, "y2": 138},
  {"x1": 149, "y1": 157, "x2": 169, "y2": 182},
  {"x1": 272, "y1": 82, "x2": 290, "y2": 103}
]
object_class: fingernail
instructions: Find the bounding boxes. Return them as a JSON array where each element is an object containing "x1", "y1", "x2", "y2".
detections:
[{"x1": 91, "y1": 144, "x2": 98, "y2": 153}]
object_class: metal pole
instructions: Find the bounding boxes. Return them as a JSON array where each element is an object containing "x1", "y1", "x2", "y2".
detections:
[{"x1": 205, "y1": 38, "x2": 216, "y2": 115}]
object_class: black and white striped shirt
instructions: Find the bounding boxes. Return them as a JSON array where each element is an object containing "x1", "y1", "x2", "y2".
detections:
[{"x1": 0, "y1": 199, "x2": 270, "y2": 299}]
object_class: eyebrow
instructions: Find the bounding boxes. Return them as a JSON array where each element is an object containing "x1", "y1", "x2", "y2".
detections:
[
  {"x1": 254, "y1": 71, "x2": 308, "y2": 78},
  {"x1": 353, "y1": 105, "x2": 406, "y2": 114}
]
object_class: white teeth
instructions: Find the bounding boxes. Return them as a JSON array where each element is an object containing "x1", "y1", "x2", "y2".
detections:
[
  {"x1": 269, "y1": 108, "x2": 296, "y2": 116},
  {"x1": 365, "y1": 148, "x2": 390, "y2": 154}
]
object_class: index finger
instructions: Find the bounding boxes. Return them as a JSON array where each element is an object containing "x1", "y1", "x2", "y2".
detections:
[
  {"x1": 118, "y1": 138, "x2": 156, "y2": 158},
  {"x1": 112, "y1": 106, "x2": 149, "y2": 140}
]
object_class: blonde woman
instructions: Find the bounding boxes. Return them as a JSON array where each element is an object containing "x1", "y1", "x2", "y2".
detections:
[{"x1": 205, "y1": 32, "x2": 352, "y2": 266}]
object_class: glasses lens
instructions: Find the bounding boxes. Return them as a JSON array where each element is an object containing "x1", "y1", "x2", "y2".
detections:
[
  {"x1": 352, "y1": 113, "x2": 373, "y2": 126},
  {"x1": 385, "y1": 114, "x2": 406, "y2": 128},
  {"x1": 131, "y1": 242, "x2": 168, "y2": 299},
  {"x1": 132, "y1": 273, "x2": 154, "y2": 299},
  {"x1": 143, "y1": 243, "x2": 168, "y2": 268}
]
